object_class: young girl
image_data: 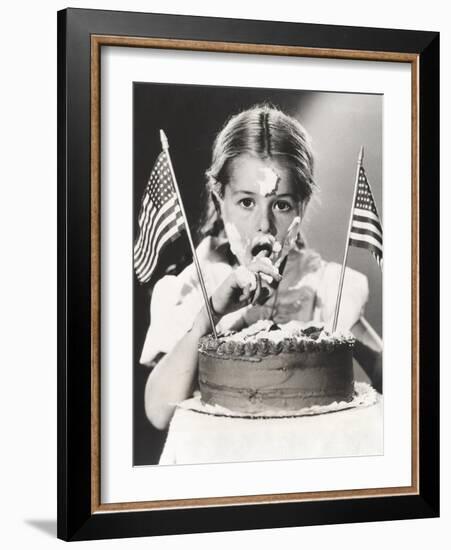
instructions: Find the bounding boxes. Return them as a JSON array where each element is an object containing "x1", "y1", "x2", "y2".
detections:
[{"x1": 140, "y1": 103, "x2": 381, "y2": 431}]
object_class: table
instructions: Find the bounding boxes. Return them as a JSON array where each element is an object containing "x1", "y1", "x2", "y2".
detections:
[{"x1": 159, "y1": 383, "x2": 383, "y2": 465}]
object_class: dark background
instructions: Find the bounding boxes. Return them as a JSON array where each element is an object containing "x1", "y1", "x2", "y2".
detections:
[{"x1": 133, "y1": 82, "x2": 382, "y2": 465}]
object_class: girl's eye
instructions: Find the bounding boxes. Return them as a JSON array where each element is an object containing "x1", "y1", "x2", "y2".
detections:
[
  {"x1": 238, "y1": 198, "x2": 255, "y2": 209},
  {"x1": 273, "y1": 200, "x2": 292, "y2": 212}
]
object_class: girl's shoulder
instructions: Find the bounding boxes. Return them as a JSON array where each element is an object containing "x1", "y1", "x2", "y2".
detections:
[{"x1": 284, "y1": 246, "x2": 368, "y2": 293}]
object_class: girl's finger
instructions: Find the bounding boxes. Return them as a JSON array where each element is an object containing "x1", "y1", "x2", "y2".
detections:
[
  {"x1": 239, "y1": 285, "x2": 250, "y2": 302},
  {"x1": 248, "y1": 258, "x2": 282, "y2": 282},
  {"x1": 251, "y1": 274, "x2": 264, "y2": 306},
  {"x1": 235, "y1": 266, "x2": 257, "y2": 291}
]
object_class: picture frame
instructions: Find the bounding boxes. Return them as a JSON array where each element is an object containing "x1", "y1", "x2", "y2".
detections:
[{"x1": 57, "y1": 7, "x2": 439, "y2": 541}]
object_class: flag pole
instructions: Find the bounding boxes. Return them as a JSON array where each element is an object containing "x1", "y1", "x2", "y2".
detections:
[
  {"x1": 332, "y1": 146, "x2": 364, "y2": 332},
  {"x1": 160, "y1": 130, "x2": 218, "y2": 339}
]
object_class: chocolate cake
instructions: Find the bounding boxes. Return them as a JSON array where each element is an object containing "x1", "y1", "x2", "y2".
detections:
[{"x1": 198, "y1": 320, "x2": 355, "y2": 413}]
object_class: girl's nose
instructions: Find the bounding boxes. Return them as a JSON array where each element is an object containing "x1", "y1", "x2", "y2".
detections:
[{"x1": 257, "y1": 207, "x2": 274, "y2": 234}]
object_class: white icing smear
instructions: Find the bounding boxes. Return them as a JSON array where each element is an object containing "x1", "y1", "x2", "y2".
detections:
[
  {"x1": 272, "y1": 241, "x2": 282, "y2": 254},
  {"x1": 256, "y1": 216, "x2": 301, "y2": 269},
  {"x1": 224, "y1": 221, "x2": 250, "y2": 265},
  {"x1": 275, "y1": 216, "x2": 301, "y2": 263},
  {"x1": 220, "y1": 319, "x2": 353, "y2": 344},
  {"x1": 255, "y1": 165, "x2": 279, "y2": 196}
]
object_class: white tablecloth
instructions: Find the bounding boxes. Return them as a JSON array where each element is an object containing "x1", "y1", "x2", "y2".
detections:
[{"x1": 159, "y1": 385, "x2": 383, "y2": 465}]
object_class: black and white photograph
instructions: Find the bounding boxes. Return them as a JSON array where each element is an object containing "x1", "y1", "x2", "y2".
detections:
[{"x1": 132, "y1": 83, "x2": 384, "y2": 466}]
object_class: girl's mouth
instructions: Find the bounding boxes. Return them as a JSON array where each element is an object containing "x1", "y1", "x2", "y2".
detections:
[{"x1": 250, "y1": 240, "x2": 274, "y2": 258}]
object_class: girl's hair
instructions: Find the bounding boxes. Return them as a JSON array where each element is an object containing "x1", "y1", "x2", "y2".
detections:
[{"x1": 198, "y1": 103, "x2": 316, "y2": 240}]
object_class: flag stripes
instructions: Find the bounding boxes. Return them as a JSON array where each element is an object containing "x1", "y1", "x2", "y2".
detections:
[
  {"x1": 134, "y1": 198, "x2": 177, "y2": 265},
  {"x1": 135, "y1": 208, "x2": 180, "y2": 276},
  {"x1": 349, "y1": 226, "x2": 382, "y2": 247},
  {"x1": 351, "y1": 220, "x2": 382, "y2": 241},
  {"x1": 353, "y1": 208, "x2": 381, "y2": 225},
  {"x1": 349, "y1": 165, "x2": 383, "y2": 268},
  {"x1": 138, "y1": 217, "x2": 184, "y2": 283},
  {"x1": 133, "y1": 152, "x2": 185, "y2": 283},
  {"x1": 349, "y1": 238, "x2": 383, "y2": 268},
  {"x1": 135, "y1": 208, "x2": 184, "y2": 281},
  {"x1": 134, "y1": 198, "x2": 178, "y2": 269}
]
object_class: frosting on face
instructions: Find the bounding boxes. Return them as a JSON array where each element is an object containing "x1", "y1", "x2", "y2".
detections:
[
  {"x1": 255, "y1": 165, "x2": 280, "y2": 196},
  {"x1": 218, "y1": 154, "x2": 303, "y2": 267},
  {"x1": 280, "y1": 216, "x2": 301, "y2": 256},
  {"x1": 268, "y1": 216, "x2": 302, "y2": 268},
  {"x1": 272, "y1": 241, "x2": 282, "y2": 254},
  {"x1": 224, "y1": 221, "x2": 250, "y2": 265}
]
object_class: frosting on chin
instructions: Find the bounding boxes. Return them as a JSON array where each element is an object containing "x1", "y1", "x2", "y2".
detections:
[{"x1": 223, "y1": 221, "x2": 249, "y2": 265}]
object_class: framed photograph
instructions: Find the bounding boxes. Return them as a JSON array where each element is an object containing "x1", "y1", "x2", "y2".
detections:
[{"x1": 57, "y1": 8, "x2": 439, "y2": 541}]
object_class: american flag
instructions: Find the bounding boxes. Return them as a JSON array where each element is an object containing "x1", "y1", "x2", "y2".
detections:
[
  {"x1": 133, "y1": 151, "x2": 185, "y2": 283},
  {"x1": 349, "y1": 165, "x2": 383, "y2": 268}
]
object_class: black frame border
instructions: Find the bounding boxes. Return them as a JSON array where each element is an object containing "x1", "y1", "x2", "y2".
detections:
[{"x1": 57, "y1": 8, "x2": 439, "y2": 541}]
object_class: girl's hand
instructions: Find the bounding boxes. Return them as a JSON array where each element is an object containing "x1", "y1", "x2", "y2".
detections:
[{"x1": 210, "y1": 251, "x2": 282, "y2": 317}]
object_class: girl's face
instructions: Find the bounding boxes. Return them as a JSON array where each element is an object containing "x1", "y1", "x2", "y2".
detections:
[{"x1": 218, "y1": 153, "x2": 302, "y2": 267}]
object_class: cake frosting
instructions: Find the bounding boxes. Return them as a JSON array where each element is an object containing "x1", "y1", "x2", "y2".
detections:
[{"x1": 198, "y1": 320, "x2": 355, "y2": 413}]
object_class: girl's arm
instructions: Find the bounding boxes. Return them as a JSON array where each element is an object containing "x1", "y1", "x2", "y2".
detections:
[
  {"x1": 144, "y1": 253, "x2": 281, "y2": 430},
  {"x1": 144, "y1": 306, "x2": 212, "y2": 430}
]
